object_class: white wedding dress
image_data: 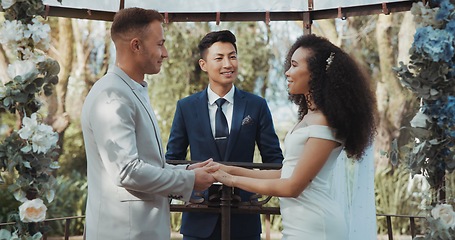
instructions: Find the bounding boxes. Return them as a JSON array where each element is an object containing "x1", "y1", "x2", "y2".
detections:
[
  {"x1": 332, "y1": 145, "x2": 377, "y2": 239},
  {"x1": 279, "y1": 125, "x2": 348, "y2": 240},
  {"x1": 279, "y1": 125, "x2": 377, "y2": 240}
]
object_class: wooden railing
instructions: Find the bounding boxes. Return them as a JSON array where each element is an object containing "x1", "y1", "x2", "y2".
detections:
[
  {"x1": 376, "y1": 214, "x2": 425, "y2": 240},
  {"x1": 0, "y1": 213, "x2": 425, "y2": 240}
]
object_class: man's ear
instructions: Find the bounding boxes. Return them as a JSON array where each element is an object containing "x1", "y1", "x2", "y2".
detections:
[
  {"x1": 199, "y1": 59, "x2": 207, "y2": 72},
  {"x1": 130, "y1": 38, "x2": 140, "y2": 52}
]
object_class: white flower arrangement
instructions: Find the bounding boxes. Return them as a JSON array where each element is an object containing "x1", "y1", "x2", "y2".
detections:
[
  {"x1": 415, "y1": 203, "x2": 455, "y2": 239},
  {"x1": 18, "y1": 113, "x2": 59, "y2": 154},
  {"x1": 7, "y1": 60, "x2": 39, "y2": 83},
  {"x1": 0, "y1": 18, "x2": 51, "y2": 57},
  {"x1": 0, "y1": 0, "x2": 62, "y2": 239},
  {"x1": 431, "y1": 204, "x2": 455, "y2": 230}
]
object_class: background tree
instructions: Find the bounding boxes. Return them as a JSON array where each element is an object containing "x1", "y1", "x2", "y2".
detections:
[{"x1": 44, "y1": 17, "x2": 72, "y2": 157}]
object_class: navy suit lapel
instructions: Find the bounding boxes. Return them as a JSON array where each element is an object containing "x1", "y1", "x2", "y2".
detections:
[
  {"x1": 196, "y1": 90, "x2": 222, "y2": 160},
  {"x1": 225, "y1": 89, "x2": 246, "y2": 161}
]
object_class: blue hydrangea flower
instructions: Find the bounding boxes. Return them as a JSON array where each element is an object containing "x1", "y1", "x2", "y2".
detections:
[
  {"x1": 436, "y1": 0, "x2": 454, "y2": 20},
  {"x1": 425, "y1": 96, "x2": 455, "y2": 138},
  {"x1": 413, "y1": 26, "x2": 455, "y2": 62},
  {"x1": 446, "y1": 20, "x2": 455, "y2": 35}
]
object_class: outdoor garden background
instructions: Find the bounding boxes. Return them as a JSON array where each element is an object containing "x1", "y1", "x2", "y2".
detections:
[{"x1": 1, "y1": 0, "x2": 455, "y2": 239}]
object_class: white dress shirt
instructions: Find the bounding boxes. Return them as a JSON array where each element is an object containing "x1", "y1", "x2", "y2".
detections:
[{"x1": 207, "y1": 84, "x2": 234, "y2": 138}]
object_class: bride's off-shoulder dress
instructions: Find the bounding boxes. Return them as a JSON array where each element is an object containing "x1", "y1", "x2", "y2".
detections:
[{"x1": 279, "y1": 125, "x2": 348, "y2": 240}]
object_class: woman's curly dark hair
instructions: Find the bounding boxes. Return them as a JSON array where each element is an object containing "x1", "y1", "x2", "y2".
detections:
[{"x1": 285, "y1": 34, "x2": 377, "y2": 159}]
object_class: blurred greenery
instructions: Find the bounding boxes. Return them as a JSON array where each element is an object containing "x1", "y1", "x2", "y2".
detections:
[
  {"x1": 45, "y1": 171, "x2": 87, "y2": 236},
  {"x1": 56, "y1": 120, "x2": 86, "y2": 176},
  {"x1": 0, "y1": 171, "x2": 87, "y2": 236},
  {"x1": 375, "y1": 165, "x2": 427, "y2": 235}
]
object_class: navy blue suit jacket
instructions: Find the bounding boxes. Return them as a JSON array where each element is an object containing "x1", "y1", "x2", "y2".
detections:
[{"x1": 166, "y1": 87, "x2": 283, "y2": 238}]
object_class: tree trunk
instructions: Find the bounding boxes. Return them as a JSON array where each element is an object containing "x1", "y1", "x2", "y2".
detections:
[
  {"x1": 312, "y1": 19, "x2": 339, "y2": 46},
  {"x1": 374, "y1": 13, "x2": 417, "y2": 169},
  {"x1": 45, "y1": 18, "x2": 73, "y2": 156}
]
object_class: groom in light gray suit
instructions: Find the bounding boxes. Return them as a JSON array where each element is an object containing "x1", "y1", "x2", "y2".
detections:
[{"x1": 81, "y1": 8, "x2": 216, "y2": 240}]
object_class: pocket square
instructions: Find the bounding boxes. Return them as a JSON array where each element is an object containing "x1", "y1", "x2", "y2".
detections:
[{"x1": 241, "y1": 115, "x2": 254, "y2": 126}]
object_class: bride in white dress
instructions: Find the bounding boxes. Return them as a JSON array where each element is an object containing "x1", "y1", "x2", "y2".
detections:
[{"x1": 211, "y1": 34, "x2": 377, "y2": 239}]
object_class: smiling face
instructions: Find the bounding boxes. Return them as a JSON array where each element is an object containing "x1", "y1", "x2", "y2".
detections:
[
  {"x1": 199, "y1": 41, "x2": 238, "y2": 89},
  {"x1": 136, "y1": 21, "x2": 168, "y2": 75},
  {"x1": 285, "y1": 47, "x2": 312, "y2": 95}
]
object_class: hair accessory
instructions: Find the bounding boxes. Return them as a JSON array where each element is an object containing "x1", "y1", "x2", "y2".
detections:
[{"x1": 325, "y1": 52, "x2": 335, "y2": 70}]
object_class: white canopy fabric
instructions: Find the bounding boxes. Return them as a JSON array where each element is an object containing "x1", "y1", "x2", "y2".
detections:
[{"x1": 43, "y1": 0, "x2": 410, "y2": 13}]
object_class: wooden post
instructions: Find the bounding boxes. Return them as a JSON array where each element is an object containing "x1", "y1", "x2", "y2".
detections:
[{"x1": 220, "y1": 185, "x2": 232, "y2": 240}]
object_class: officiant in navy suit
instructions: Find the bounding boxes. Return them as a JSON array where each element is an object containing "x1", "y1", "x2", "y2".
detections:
[{"x1": 166, "y1": 30, "x2": 283, "y2": 240}]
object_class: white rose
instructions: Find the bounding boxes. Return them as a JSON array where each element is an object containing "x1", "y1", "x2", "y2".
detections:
[
  {"x1": 431, "y1": 204, "x2": 455, "y2": 229},
  {"x1": 410, "y1": 111, "x2": 430, "y2": 128},
  {"x1": 31, "y1": 127, "x2": 58, "y2": 154},
  {"x1": 1, "y1": 0, "x2": 16, "y2": 9},
  {"x1": 18, "y1": 113, "x2": 39, "y2": 140},
  {"x1": 18, "y1": 198, "x2": 47, "y2": 223},
  {"x1": 0, "y1": 20, "x2": 25, "y2": 45},
  {"x1": 7, "y1": 60, "x2": 38, "y2": 83}
]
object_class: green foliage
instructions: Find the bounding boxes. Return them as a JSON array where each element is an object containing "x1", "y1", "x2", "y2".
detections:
[
  {"x1": 0, "y1": 58, "x2": 60, "y2": 115},
  {"x1": 0, "y1": 113, "x2": 60, "y2": 202},
  {"x1": 2, "y1": 0, "x2": 47, "y2": 22},
  {"x1": 375, "y1": 166, "x2": 427, "y2": 235},
  {"x1": 45, "y1": 171, "x2": 87, "y2": 236},
  {"x1": 57, "y1": 121, "x2": 86, "y2": 176},
  {"x1": 0, "y1": 171, "x2": 87, "y2": 237},
  {"x1": 0, "y1": 173, "x2": 20, "y2": 223}
]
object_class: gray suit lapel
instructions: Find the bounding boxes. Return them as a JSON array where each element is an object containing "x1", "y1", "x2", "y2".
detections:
[{"x1": 109, "y1": 67, "x2": 165, "y2": 162}]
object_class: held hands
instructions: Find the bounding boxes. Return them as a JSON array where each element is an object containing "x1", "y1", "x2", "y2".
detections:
[
  {"x1": 187, "y1": 158, "x2": 215, "y2": 170},
  {"x1": 203, "y1": 161, "x2": 235, "y2": 186},
  {"x1": 192, "y1": 158, "x2": 220, "y2": 191}
]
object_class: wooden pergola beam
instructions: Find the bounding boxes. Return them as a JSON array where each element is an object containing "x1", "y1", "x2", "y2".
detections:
[{"x1": 45, "y1": 1, "x2": 413, "y2": 22}]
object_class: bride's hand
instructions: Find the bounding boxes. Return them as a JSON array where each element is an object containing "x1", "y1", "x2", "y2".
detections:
[{"x1": 212, "y1": 170, "x2": 234, "y2": 187}]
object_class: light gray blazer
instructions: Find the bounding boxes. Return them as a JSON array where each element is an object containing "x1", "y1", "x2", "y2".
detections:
[{"x1": 81, "y1": 65, "x2": 195, "y2": 240}]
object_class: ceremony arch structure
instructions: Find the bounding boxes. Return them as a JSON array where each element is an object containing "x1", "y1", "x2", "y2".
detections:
[{"x1": 43, "y1": 0, "x2": 414, "y2": 34}]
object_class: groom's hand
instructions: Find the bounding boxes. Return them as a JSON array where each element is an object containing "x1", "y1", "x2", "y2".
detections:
[
  {"x1": 187, "y1": 158, "x2": 214, "y2": 170},
  {"x1": 193, "y1": 167, "x2": 216, "y2": 191}
]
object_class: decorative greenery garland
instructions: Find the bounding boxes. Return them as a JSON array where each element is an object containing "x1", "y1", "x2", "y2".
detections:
[
  {"x1": 393, "y1": 0, "x2": 455, "y2": 238},
  {"x1": 0, "y1": 0, "x2": 62, "y2": 239}
]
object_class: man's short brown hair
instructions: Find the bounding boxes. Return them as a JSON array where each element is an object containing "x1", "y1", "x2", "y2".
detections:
[{"x1": 111, "y1": 7, "x2": 163, "y2": 42}]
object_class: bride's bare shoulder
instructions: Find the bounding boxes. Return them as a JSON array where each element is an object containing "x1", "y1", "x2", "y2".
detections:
[{"x1": 303, "y1": 111, "x2": 329, "y2": 127}]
